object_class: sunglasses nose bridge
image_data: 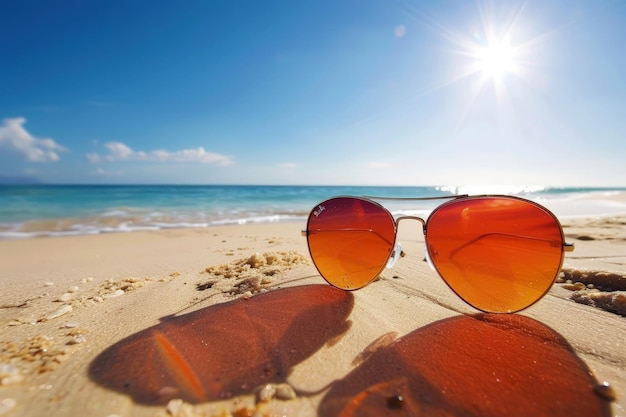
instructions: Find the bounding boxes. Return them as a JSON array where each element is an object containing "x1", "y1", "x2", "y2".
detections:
[{"x1": 395, "y1": 215, "x2": 426, "y2": 234}]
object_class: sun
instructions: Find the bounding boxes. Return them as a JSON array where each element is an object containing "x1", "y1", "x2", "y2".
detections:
[
  {"x1": 475, "y1": 40, "x2": 518, "y2": 79},
  {"x1": 407, "y1": 1, "x2": 554, "y2": 127}
]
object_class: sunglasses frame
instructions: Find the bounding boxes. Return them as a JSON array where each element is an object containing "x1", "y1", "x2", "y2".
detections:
[{"x1": 302, "y1": 194, "x2": 575, "y2": 312}]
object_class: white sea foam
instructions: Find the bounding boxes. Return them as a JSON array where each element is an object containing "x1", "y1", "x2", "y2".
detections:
[
  {"x1": 100, "y1": 209, "x2": 130, "y2": 217},
  {"x1": 210, "y1": 214, "x2": 302, "y2": 226},
  {"x1": 0, "y1": 213, "x2": 307, "y2": 239},
  {"x1": 152, "y1": 222, "x2": 210, "y2": 229},
  {"x1": 438, "y1": 184, "x2": 547, "y2": 196},
  {"x1": 537, "y1": 191, "x2": 626, "y2": 219}
]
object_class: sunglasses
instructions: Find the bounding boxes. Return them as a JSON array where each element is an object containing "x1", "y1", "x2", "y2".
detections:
[{"x1": 302, "y1": 195, "x2": 575, "y2": 313}]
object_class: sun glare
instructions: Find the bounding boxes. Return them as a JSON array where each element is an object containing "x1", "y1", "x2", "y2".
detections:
[{"x1": 412, "y1": 1, "x2": 551, "y2": 122}]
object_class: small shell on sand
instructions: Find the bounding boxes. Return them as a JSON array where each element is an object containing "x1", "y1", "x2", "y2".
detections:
[
  {"x1": 255, "y1": 382, "x2": 296, "y2": 402},
  {"x1": 256, "y1": 384, "x2": 276, "y2": 402},
  {"x1": 57, "y1": 293, "x2": 73, "y2": 302},
  {"x1": 45, "y1": 305, "x2": 73, "y2": 320},
  {"x1": 103, "y1": 289, "x2": 125, "y2": 299},
  {"x1": 275, "y1": 383, "x2": 297, "y2": 400},
  {"x1": 0, "y1": 374, "x2": 23, "y2": 386},
  {"x1": 561, "y1": 282, "x2": 587, "y2": 291},
  {"x1": 166, "y1": 399, "x2": 183, "y2": 414},
  {"x1": 67, "y1": 335, "x2": 86, "y2": 345},
  {"x1": 0, "y1": 364, "x2": 23, "y2": 386},
  {"x1": 0, "y1": 398, "x2": 17, "y2": 415},
  {"x1": 164, "y1": 399, "x2": 195, "y2": 417},
  {"x1": 594, "y1": 381, "x2": 617, "y2": 402}
]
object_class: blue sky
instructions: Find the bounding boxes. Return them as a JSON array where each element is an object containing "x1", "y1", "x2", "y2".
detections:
[{"x1": 1, "y1": 0, "x2": 625, "y2": 186}]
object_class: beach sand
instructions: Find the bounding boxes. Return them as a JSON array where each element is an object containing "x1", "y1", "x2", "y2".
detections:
[{"x1": 0, "y1": 216, "x2": 625, "y2": 416}]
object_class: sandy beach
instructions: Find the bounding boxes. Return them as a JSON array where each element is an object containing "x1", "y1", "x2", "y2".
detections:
[
  {"x1": 1, "y1": 216, "x2": 625, "y2": 417},
  {"x1": 3, "y1": 0, "x2": 626, "y2": 413}
]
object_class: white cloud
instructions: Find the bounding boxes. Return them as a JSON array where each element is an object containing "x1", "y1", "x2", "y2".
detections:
[
  {"x1": 0, "y1": 117, "x2": 67, "y2": 162},
  {"x1": 277, "y1": 162, "x2": 296, "y2": 168},
  {"x1": 89, "y1": 141, "x2": 233, "y2": 166},
  {"x1": 105, "y1": 142, "x2": 134, "y2": 160}
]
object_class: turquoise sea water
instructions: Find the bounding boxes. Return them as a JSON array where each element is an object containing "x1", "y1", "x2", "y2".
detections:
[{"x1": 1, "y1": 185, "x2": 625, "y2": 239}]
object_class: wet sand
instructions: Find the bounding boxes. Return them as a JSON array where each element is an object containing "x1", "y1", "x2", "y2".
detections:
[{"x1": 0, "y1": 217, "x2": 624, "y2": 416}]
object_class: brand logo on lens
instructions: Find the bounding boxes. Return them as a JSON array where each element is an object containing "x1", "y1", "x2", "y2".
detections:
[{"x1": 313, "y1": 205, "x2": 325, "y2": 217}]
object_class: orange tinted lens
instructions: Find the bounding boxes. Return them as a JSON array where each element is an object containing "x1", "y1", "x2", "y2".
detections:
[
  {"x1": 306, "y1": 197, "x2": 396, "y2": 290},
  {"x1": 426, "y1": 197, "x2": 565, "y2": 313}
]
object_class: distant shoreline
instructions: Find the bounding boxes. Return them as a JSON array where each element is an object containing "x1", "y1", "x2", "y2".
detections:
[{"x1": 2, "y1": 185, "x2": 626, "y2": 239}]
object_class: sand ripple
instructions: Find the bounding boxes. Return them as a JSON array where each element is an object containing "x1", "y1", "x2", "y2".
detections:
[{"x1": 558, "y1": 268, "x2": 626, "y2": 316}]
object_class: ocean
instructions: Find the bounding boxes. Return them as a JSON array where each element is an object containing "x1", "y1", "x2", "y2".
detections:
[{"x1": 1, "y1": 184, "x2": 625, "y2": 239}]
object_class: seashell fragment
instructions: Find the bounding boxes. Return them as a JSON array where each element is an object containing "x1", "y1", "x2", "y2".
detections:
[
  {"x1": 594, "y1": 381, "x2": 616, "y2": 402},
  {"x1": 45, "y1": 305, "x2": 73, "y2": 320},
  {"x1": 274, "y1": 383, "x2": 296, "y2": 400},
  {"x1": 1, "y1": 374, "x2": 24, "y2": 386},
  {"x1": 561, "y1": 282, "x2": 586, "y2": 291},
  {"x1": 0, "y1": 364, "x2": 23, "y2": 386},
  {"x1": 166, "y1": 398, "x2": 183, "y2": 415},
  {"x1": 0, "y1": 398, "x2": 17, "y2": 415},
  {"x1": 67, "y1": 335, "x2": 86, "y2": 345},
  {"x1": 254, "y1": 382, "x2": 296, "y2": 402},
  {"x1": 387, "y1": 394, "x2": 405, "y2": 409},
  {"x1": 103, "y1": 289, "x2": 125, "y2": 299},
  {"x1": 256, "y1": 383, "x2": 276, "y2": 403},
  {"x1": 57, "y1": 293, "x2": 72, "y2": 302},
  {"x1": 164, "y1": 398, "x2": 194, "y2": 416}
]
